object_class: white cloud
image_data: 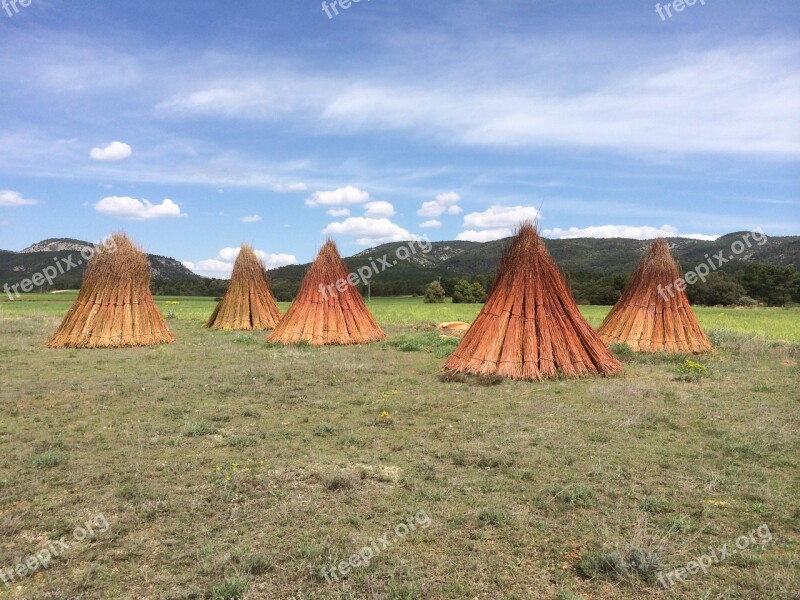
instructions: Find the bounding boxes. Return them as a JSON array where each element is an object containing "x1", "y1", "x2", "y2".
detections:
[
  {"x1": 241, "y1": 214, "x2": 262, "y2": 223},
  {"x1": 273, "y1": 182, "x2": 308, "y2": 192},
  {"x1": 542, "y1": 224, "x2": 721, "y2": 240},
  {"x1": 89, "y1": 141, "x2": 132, "y2": 161},
  {"x1": 322, "y1": 216, "x2": 412, "y2": 246},
  {"x1": 184, "y1": 247, "x2": 296, "y2": 277},
  {"x1": 0, "y1": 190, "x2": 38, "y2": 206},
  {"x1": 157, "y1": 41, "x2": 799, "y2": 158},
  {"x1": 418, "y1": 192, "x2": 462, "y2": 217},
  {"x1": 420, "y1": 219, "x2": 442, "y2": 228},
  {"x1": 455, "y1": 205, "x2": 541, "y2": 242},
  {"x1": 463, "y1": 205, "x2": 540, "y2": 229},
  {"x1": 256, "y1": 251, "x2": 297, "y2": 268},
  {"x1": 457, "y1": 228, "x2": 513, "y2": 243},
  {"x1": 306, "y1": 186, "x2": 369, "y2": 207},
  {"x1": 363, "y1": 200, "x2": 395, "y2": 218},
  {"x1": 327, "y1": 208, "x2": 350, "y2": 217},
  {"x1": 94, "y1": 197, "x2": 185, "y2": 220}
]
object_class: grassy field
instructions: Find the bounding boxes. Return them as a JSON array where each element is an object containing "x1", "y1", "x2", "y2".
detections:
[{"x1": 0, "y1": 295, "x2": 798, "y2": 599}]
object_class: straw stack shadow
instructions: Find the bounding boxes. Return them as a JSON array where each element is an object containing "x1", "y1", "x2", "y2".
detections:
[
  {"x1": 598, "y1": 238, "x2": 713, "y2": 353},
  {"x1": 443, "y1": 222, "x2": 622, "y2": 381},
  {"x1": 206, "y1": 244, "x2": 282, "y2": 330},
  {"x1": 47, "y1": 233, "x2": 175, "y2": 349},
  {"x1": 267, "y1": 240, "x2": 386, "y2": 346}
]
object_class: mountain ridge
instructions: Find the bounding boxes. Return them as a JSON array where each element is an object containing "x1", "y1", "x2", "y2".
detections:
[
  {"x1": 1, "y1": 234, "x2": 797, "y2": 298},
  {"x1": 0, "y1": 238, "x2": 196, "y2": 291}
]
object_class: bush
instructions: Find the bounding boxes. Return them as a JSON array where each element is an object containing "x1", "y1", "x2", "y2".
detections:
[
  {"x1": 471, "y1": 281, "x2": 487, "y2": 303},
  {"x1": 185, "y1": 420, "x2": 218, "y2": 437},
  {"x1": 452, "y1": 278, "x2": 485, "y2": 304},
  {"x1": 676, "y1": 359, "x2": 709, "y2": 382},
  {"x1": 576, "y1": 548, "x2": 662, "y2": 583},
  {"x1": 424, "y1": 280, "x2": 446, "y2": 303}
]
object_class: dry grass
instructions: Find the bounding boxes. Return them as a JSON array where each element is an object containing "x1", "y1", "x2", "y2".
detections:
[{"x1": 0, "y1": 298, "x2": 798, "y2": 599}]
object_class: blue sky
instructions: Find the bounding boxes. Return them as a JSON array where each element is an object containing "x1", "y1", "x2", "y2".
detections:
[{"x1": 0, "y1": 0, "x2": 797, "y2": 276}]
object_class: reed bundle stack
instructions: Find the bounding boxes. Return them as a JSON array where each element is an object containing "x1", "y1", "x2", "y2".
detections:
[
  {"x1": 267, "y1": 240, "x2": 385, "y2": 346},
  {"x1": 443, "y1": 222, "x2": 622, "y2": 381},
  {"x1": 598, "y1": 238, "x2": 712, "y2": 353},
  {"x1": 47, "y1": 233, "x2": 175, "y2": 349},
  {"x1": 206, "y1": 244, "x2": 281, "y2": 330}
]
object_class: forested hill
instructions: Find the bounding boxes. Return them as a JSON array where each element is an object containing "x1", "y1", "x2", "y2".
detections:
[{"x1": 2, "y1": 233, "x2": 798, "y2": 304}]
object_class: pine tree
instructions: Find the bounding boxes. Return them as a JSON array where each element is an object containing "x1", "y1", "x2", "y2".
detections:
[{"x1": 424, "y1": 280, "x2": 446, "y2": 303}]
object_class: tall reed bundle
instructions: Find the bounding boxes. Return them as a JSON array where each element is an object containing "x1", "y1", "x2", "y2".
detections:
[
  {"x1": 443, "y1": 222, "x2": 621, "y2": 381},
  {"x1": 47, "y1": 233, "x2": 175, "y2": 349},
  {"x1": 267, "y1": 240, "x2": 386, "y2": 346},
  {"x1": 598, "y1": 238, "x2": 712, "y2": 353},
  {"x1": 206, "y1": 244, "x2": 281, "y2": 330}
]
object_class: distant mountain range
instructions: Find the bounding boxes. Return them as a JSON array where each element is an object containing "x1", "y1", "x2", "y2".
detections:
[
  {"x1": 336, "y1": 232, "x2": 800, "y2": 276},
  {"x1": 1, "y1": 233, "x2": 798, "y2": 296},
  {"x1": 0, "y1": 238, "x2": 196, "y2": 291}
]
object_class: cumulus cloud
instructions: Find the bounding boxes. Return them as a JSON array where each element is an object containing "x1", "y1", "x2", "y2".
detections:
[
  {"x1": 455, "y1": 205, "x2": 541, "y2": 242},
  {"x1": 542, "y1": 224, "x2": 720, "y2": 240},
  {"x1": 94, "y1": 197, "x2": 185, "y2": 220},
  {"x1": 463, "y1": 205, "x2": 540, "y2": 229},
  {"x1": 418, "y1": 192, "x2": 462, "y2": 217},
  {"x1": 363, "y1": 200, "x2": 395, "y2": 218},
  {"x1": 322, "y1": 216, "x2": 412, "y2": 246},
  {"x1": 241, "y1": 214, "x2": 262, "y2": 223},
  {"x1": 89, "y1": 141, "x2": 132, "y2": 161},
  {"x1": 420, "y1": 219, "x2": 442, "y2": 228},
  {"x1": 306, "y1": 186, "x2": 369, "y2": 207},
  {"x1": 183, "y1": 247, "x2": 296, "y2": 277},
  {"x1": 327, "y1": 208, "x2": 350, "y2": 217},
  {"x1": 0, "y1": 190, "x2": 38, "y2": 206},
  {"x1": 457, "y1": 228, "x2": 513, "y2": 243}
]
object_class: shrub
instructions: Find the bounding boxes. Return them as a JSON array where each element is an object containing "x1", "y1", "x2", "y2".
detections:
[
  {"x1": 206, "y1": 576, "x2": 248, "y2": 600},
  {"x1": 576, "y1": 548, "x2": 661, "y2": 583},
  {"x1": 32, "y1": 451, "x2": 64, "y2": 469},
  {"x1": 478, "y1": 508, "x2": 506, "y2": 526},
  {"x1": 185, "y1": 420, "x2": 218, "y2": 437},
  {"x1": 676, "y1": 359, "x2": 709, "y2": 382},
  {"x1": 424, "y1": 280, "x2": 446, "y2": 303},
  {"x1": 609, "y1": 343, "x2": 634, "y2": 360},
  {"x1": 452, "y1": 279, "x2": 478, "y2": 304}
]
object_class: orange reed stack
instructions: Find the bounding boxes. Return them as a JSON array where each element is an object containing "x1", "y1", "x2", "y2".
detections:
[
  {"x1": 267, "y1": 240, "x2": 386, "y2": 346},
  {"x1": 47, "y1": 233, "x2": 175, "y2": 349},
  {"x1": 598, "y1": 238, "x2": 712, "y2": 353},
  {"x1": 443, "y1": 222, "x2": 621, "y2": 381},
  {"x1": 206, "y1": 244, "x2": 281, "y2": 330}
]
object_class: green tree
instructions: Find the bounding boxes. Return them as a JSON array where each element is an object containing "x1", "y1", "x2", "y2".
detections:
[
  {"x1": 452, "y1": 278, "x2": 476, "y2": 304},
  {"x1": 688, "y1": 272, "x2": 747, "y2": 306},
  {"x1": 736, "y1": 264, "x2": 800, "y2": 307},
  {"x1": 424, "y1": 280, "x2": 446, "y2": 303},
  {"x1": 471, "y1": 281, "x2": 487, "y2": 303}
]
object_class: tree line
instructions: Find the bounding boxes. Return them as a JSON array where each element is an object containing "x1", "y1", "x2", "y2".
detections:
[{"x1": 150, "y1": 262, "x2": 800, "y2": 307}]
